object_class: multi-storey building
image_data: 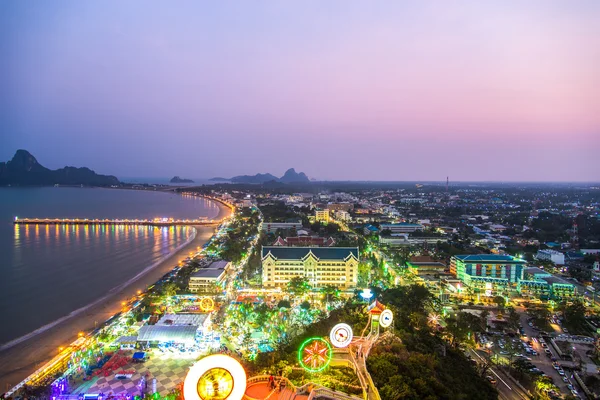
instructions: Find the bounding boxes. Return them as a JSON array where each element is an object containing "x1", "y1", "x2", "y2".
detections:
[
  {"x1": 518, "y1": 267, "x2": 576, "y2": 299},
  {"x1": 261, "y1": 246, "x2": 359, "y2": 289},
  {"x1": 326, "y1": 203, "x2": 354, "y2": 212},
  {"x1": 315, "y1": 209, "x2": 330, "y2": 223},
  {"x1": 450, "y1": 254, "x2": 526, "y2": 293},
  {"x1": 273, "y1": 236, "x2": 335, "y2": 247},
  {"x1": 188, "y1": 260, "x2": 231, "y2": 292},
  {"x1": 380, "y1": 223, "x2": 424, "y2": 233}
]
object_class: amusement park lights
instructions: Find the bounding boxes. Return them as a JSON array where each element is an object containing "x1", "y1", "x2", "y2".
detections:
[
  {"x1": 329, "y1": 323, "x2": 353, "y2": 348},
  {"x1": 199, "y1": 297, "x2": 215, "y2": 312},
  {"x1": 428, "y1": 314, "x2": 440, "y2": 325},
  {"x1": 379, "y1": 309, "x2": 393, "y2": 328},
  {"x1": 360, "y1": 288, "x2": 373, "y2": 300},
  {"x1": 298, "y1": 337, "x2": 332, "y2": 373},
  {"x1": 183, "y1": 355, "x2": 246, "y2": 400}
]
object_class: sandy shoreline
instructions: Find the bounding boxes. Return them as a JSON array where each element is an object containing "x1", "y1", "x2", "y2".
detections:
[{"x1": 0, "y1": 199, "x2": 232, "y2": 394}]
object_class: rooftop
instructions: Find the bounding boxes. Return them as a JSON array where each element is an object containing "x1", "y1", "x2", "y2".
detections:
[
  {"x1": 380, "y1": 223, "x2": 423, "y2": 227},
  {"x1": 453, "y1": 254, "x2": 527, "y2": 264},
  {"x1": 541, "y1": 276, "x2": 574, "y2": 286},
  {"x1": 207, "y1": 260, "x2": 230, "y2": 269},
  {"x1": 156, "y1": 313, "x2": 209, "y2": 326},
  {"x1": 262, "y1": 246, "x2": 359, "y2": 261},
  {"x1": 525, "y1": 267, "x2": 549, "y2": 276},
  {"x1": 137, "y1": 325, "x2": 198, "y2": 343},
  {"x1": 190, "y1": 268, "x2": 226, "y2": 279}
]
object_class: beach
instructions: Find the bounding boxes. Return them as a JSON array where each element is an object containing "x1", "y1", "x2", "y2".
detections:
[{"x1": 0, "y1": 200, "x2": 232, "y2": 393}]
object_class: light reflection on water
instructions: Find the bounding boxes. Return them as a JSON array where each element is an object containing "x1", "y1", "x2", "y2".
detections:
[{"x1": 0, "y1": 187, "x2": 220, "y2": 345}]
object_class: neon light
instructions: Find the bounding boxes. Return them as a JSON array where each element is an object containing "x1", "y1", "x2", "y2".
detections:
[
  {"x1": 329, "y1": 323, "x2": 353, "y2": 348},
  {"x1": 199, "y1": 297, "x2": 215, "y2": 312},
  {"x1": 298, "y1": 337, "x2": 332, "y2": 373},
  {"x1": 183, "y1": 355, "x2": 246, "y2": 400}
]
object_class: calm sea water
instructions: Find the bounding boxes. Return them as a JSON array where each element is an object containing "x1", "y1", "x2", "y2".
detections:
[{"x1": 0, "y1": 187, "x2": 221, "y2": 345}]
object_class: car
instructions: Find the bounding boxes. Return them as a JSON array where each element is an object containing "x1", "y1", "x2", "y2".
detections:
[
  {"x1": 563, "y1": 328, "x2": 569, "y2": 333},
  {"x1": 567, "y1": 384, "x2": 574, "y2": 390},
  {"x1": 571, "y1": 389, "x2": 579, "y2": 397},
  {"x1": 562, "y1": 376, "x2": 569, "y2": 383},
  {"x1": 554, "y1": 365, "x2": 561, "y2": 370},
  {"x1": 558, "y1": 370, "x2": 565, "y2": 376},
  {"x1": 486, "y1": 376, "x2": 497, "y2": 385},
  {"x1": 545, "y1": 349, "x2": 552, "y2": 354},
  {"x1": 532, "y1": 351, "x2": 538, "y2": 355}
]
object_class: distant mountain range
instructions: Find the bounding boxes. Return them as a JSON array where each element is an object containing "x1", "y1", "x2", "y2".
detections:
[
  {"x1": 0, "y1": 150, "x2": 120, "y2": 186},
  {"x1": 170, "y1": 176, "x2": 194, "y2": 183},
  {"x1": 210, "y1": 168, "x2": 310, "y2": 184}
]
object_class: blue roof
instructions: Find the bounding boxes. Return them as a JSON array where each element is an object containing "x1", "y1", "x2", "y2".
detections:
[
  {"x1": 365, "y1": 225, "x2": 379, "y2": 231},
  {"x1": 262, "y1": 246, "x2": 359, "y2": 261},
  {"x1": 381, "y1": 223, "x2": 422, "y2": 227},
  {"x1": 453, "y1": 254, "x2": 526, "y2": 264}
]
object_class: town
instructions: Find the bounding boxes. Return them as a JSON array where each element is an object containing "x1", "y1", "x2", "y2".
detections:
[{"x1": 5, "y1": 181, "x2": 600, "y2": 400}]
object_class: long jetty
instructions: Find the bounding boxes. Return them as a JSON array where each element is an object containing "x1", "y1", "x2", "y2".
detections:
[{"x1": 13, "y1": 217, "x2": 220, "y2": 226}]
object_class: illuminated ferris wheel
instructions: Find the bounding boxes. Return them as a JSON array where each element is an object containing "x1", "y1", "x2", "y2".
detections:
[{"x1": 298, "y1": 338, "x2": 332, "y2": 373}]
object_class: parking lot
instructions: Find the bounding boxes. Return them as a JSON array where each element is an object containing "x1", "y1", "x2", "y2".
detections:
[{"x1": 475, "y1": 308, "x2": 590, "y2": 399}]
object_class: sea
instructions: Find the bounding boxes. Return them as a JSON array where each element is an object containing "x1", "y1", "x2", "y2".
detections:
[{"x1": 0, "y1": 187, "x2": 221, "y2": 346}]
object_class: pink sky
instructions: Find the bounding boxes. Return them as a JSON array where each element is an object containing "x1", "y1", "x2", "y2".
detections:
[{"x1": 2, "y1": 1, "x2": 599, "y2": 181}]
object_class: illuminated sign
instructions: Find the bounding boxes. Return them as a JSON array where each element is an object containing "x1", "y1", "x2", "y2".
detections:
[
  {"x1": 329, "y1": 323, "x2": 353, "y2": 348},
  {"x1": 379, "y1": 309, "x2": 393, "y2": 328},
  {"x1": 183, "y1": 355, "x2": 246, "y2": 400}
]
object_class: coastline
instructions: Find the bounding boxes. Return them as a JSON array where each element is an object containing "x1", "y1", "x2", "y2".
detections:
[{"x1": 0, "y1": 199, "x2": 232, "y2": 394}]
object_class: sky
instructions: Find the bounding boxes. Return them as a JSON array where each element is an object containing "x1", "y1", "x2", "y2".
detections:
[{"x1": 1, "y1": 1, "x2": 599, "y2": 182}]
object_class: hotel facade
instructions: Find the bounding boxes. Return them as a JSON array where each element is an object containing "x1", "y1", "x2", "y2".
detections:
[{"x1": 261, "y1": 246, "x2": 359, "y2": 289}]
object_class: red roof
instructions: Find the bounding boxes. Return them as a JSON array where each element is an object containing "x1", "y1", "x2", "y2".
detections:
[{"x1": 368, "y1": 300, "x2": 386, "y2": 315}]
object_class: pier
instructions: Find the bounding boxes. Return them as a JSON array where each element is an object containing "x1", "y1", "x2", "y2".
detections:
[{"x1": 13, "y1": 217, "x2": 221, "y2": 226}]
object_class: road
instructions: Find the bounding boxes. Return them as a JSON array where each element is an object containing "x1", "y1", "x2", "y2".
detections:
[{"x1": 469, "y1": 349, "x2": 528, "y2": 400}]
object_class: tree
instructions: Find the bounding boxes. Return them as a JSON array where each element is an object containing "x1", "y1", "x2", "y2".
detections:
[
  {"x1": 444, "y1": 312, "x2": 477, "y2": 347},
  {"x1": 300, "y1": 300, "x2": 311, "y2": 310},
  {"x1": 325, "y1": 222, "x2": 340, "y2": 234},
  {"x1": 161, "y1": 282, "x2": 178, "y2": 298},
  {"x1": 321, "y1": 285, "x2": 340, "y2": 307},
  {"x1": 493, "y1": 296, "x2": 506, "y2": 310},
  {"x1": 277, "y1": 300, "x2": 291, "y2": 309},
  {"x1": 564, "y1": 300, "x2": 587, "y2": 333},
  {"x1": 287, "y1": 276, "x2": 311, "y2": 296},
  {"x1": 506, "y1": 307, "x2": 520, "y2": 331}
]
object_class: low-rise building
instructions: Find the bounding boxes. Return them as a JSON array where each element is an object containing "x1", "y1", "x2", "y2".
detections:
[
  {"x1": 536, "y1": 249, "x2": 565, "y2": 265},
  {"x1": 261, "y1": 246, "x2": 359, "y2": 289},
  {"x1": 406, "y1": 259, "x2": 447, "y2": 276},
  {"x1": 262, "y1": 220, "x2": 303, "y2": 233},
  {"x1": 364, "y1": 224, "x2": 379, "y2": 235}
]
